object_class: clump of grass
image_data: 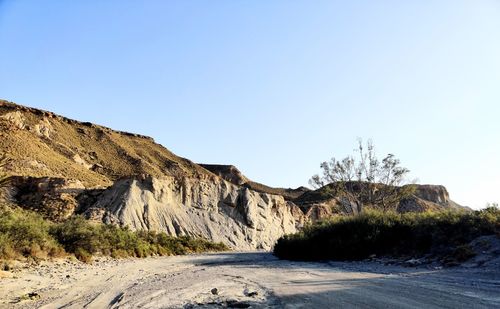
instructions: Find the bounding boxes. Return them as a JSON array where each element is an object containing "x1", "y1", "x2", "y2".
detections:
[
  {"x1": 274, "y1": 207, "x2": 500, "y2": 262},
  {"x1": 0, "y1": 206, "x2": 228, "y2": 263}
]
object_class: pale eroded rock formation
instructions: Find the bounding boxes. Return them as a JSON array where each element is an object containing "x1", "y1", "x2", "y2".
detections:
[{"x1": 85, "y1": 175, "x2": 301, "y2": 250}]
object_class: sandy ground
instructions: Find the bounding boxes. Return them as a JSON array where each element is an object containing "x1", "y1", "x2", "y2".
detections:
[{"x1": 1, "y1": 252, "x2": 499, "y2": 308}]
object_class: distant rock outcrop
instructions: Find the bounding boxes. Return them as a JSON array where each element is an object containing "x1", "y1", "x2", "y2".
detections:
[
  {"x1": 292, "y1": 182, "x2": 465, "y2": 216},
  {"x1": 397, "y1": 185, "x2": 466, "y2": 213},
  {"x1": 200, "y1": 164, "x2": 310, "y2": 201},
  {"x1": 200, "y1": 164, "x2": 249, "y2": 186}
]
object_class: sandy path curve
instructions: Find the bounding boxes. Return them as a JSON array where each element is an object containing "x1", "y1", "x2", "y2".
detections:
[{"x1": 1, "y1": 252, "x2": 499, "y2": 308}]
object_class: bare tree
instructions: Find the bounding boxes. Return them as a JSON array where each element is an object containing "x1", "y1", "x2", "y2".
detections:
[
  {"x1": 486, "y1": 202, "x2": 499, "y2": 209},
  {"x1": 310, "y1": 139, "x2": 415, "y2": 211}
]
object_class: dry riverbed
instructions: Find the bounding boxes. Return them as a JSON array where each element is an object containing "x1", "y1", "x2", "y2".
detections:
[{"x1": 1, "y1": 252, "x2": 499, "y2": 308}]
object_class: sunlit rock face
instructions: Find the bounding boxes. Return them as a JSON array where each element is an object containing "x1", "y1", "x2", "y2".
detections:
[
  {"x1": 85, "y1": 175, "x2": 301, "y2": 250},
  {"x1": 414, "y1": 185, "x2": 451, "y2": 205},
  {"x1": 398, "y1": 185, "x2": 465, "y2": 213}
]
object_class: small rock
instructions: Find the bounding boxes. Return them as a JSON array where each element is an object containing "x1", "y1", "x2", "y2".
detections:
[
  {"x1": 404, "y1": 258, "x2": 422, "y2": 267},
  {"x1": 244, "y1": 289, "x2": 259, "y2": 297},
  {"x1": 247, "y1": 291, "x2": 258, "y2": 297},
  {"x1": 227, "y1": 300, "x2": 251, "y2": 308},
  {"x1": 28, "y1": 292, "x2": 40, "y2": 300},
  {"x1": 211, "y1": 288, "x2": 219, "y2": 295}
]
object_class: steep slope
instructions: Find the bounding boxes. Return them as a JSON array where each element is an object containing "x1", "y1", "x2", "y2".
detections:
[{"x1": 0, "y1": 100, "x2": 212, "y2": 188}]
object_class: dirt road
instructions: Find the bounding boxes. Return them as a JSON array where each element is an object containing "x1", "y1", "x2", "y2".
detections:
[{"x1": 1, "y1": 252, "x2": 499, "y2": 308}]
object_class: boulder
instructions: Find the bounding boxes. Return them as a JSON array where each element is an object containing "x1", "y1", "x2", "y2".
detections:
[{"x1": 0, "y1": 111, "x2": 26, "y2": 129}]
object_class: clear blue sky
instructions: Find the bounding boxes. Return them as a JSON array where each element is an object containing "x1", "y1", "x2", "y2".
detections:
[{"x1": 1, "y1": 1, "x2": 499, "y2": 209}]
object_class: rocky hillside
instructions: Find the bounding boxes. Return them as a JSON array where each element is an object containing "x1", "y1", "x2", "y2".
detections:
[
  {"x1": 294, "y1": 182, "x2": 465, "y2": 218},
  {"x1": 0, "y1": 99, "x2": 465, "y2": 250},
  {"x1": 0, "y1": 100, "x2": 302, "y2": 249},
  {"x1": 0, "y1": 100, "x2": 210, "y2": 188}
]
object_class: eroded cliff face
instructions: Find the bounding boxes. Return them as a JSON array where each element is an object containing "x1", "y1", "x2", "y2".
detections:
[
  {"x1": 397, "y1": 185, "x2": 465, "y2": 213},
  {"x1": 84, "y1": 175, "x2": 301, "y2": 250},
  {"x1": 414, "y1": 185, "x2": 450, "y2": 205}
]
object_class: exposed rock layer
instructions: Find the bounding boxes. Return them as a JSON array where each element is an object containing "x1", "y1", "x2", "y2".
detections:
[
  {"x1": 9, "y1": 176, "x2": 86, "y2": 220},
  {"x1": 84, "y1": 175, "x2": 300, "y2": 250}
]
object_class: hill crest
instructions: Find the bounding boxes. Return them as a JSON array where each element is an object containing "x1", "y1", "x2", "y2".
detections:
[{"x1": 0, "y1": 99, "x2": 215, "y2": 187}]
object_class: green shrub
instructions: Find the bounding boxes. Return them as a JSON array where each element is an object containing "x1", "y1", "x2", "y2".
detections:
[
  {"x1": 0, "y1": 207, "x2": 228, "y2": 262},
  {"x1": 50, "y1": 216, "x2": 229, "y2": 261},
  {"x1": 0, "y1": 207, "x2": 63, "y2": 260},
  {"x1": 274, "y1": 208, "x2": 500, "y2": 261},
  {"x1": 448, "y1": 244, "x2": 476, "y2": 263}
]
